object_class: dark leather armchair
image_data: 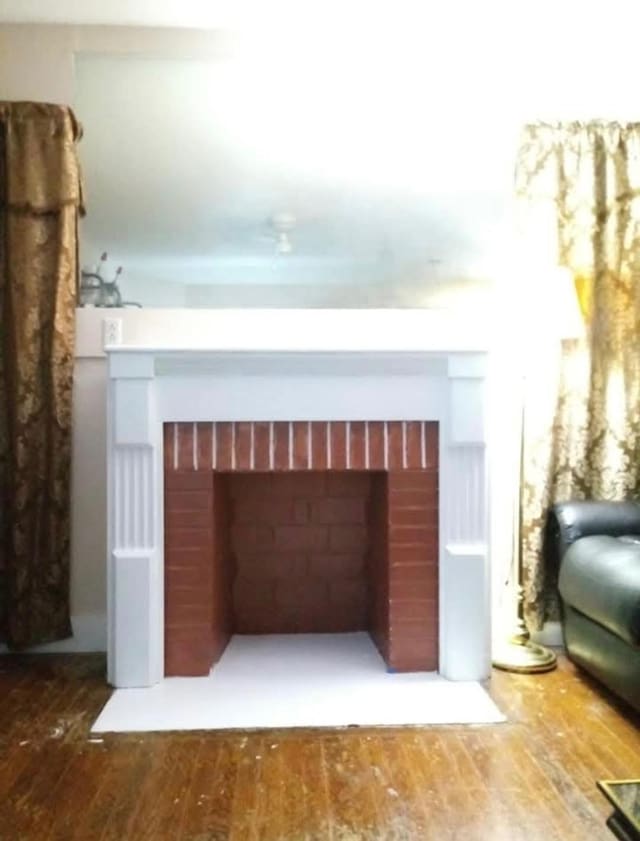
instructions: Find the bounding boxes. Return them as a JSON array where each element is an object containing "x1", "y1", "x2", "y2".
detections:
[{"x1": 548, "y1": 501, "x2": 640, "y2": 714}]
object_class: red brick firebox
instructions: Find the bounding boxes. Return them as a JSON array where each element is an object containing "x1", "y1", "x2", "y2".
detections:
[{"x1": 164, "y1": 421, "x2": 438, "y2": 676}]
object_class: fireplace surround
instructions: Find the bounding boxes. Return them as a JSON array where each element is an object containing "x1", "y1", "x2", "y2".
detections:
[{"x1": 107, "y1": 343, "x2": 490, "y2": 688}]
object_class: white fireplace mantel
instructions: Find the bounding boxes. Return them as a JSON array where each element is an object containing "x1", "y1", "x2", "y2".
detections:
[{"x1": 106, "y1": 319, "x2": 491, "y2": 688}]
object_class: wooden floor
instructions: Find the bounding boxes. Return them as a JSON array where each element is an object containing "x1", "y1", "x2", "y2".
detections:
[{"x1": 0, "y1": 653, "x2": 639, "y2": 840}]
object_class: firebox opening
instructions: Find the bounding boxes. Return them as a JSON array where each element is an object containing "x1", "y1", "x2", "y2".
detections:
[
  {"x1": 163, "y1": 421, "x2": 439, "y2": 679},
  {"x1": 165, "y1": 471, "x2": 438, "y2": 678}
]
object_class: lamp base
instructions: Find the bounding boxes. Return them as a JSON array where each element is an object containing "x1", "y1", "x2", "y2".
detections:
[{"x1": 492, "y1": 637, "x2": 557, "y2": 674}]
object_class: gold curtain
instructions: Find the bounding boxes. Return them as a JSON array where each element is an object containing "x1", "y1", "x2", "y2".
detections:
[
  {"x1": 516, "y1": 122, "x2": 640, "y2": 630},
  {"x1": 0, "y1": 102, "x2": 84, "y2": 647}
]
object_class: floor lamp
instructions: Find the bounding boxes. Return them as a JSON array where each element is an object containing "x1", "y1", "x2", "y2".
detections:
[{"x1": 493, "y1": 267, "x2": 583, "y2": 674}]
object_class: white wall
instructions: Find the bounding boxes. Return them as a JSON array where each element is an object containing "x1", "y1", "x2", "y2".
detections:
[
  {"x1": 68, "y1": 357, "x2": 108, "y2": 649},
  {"x1": 0, "y1": 18, "x2": 597, "y2": 650}
]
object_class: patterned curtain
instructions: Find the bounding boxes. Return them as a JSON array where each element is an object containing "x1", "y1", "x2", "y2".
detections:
[
  {"x1": 516, "y1": 122, "x2": 640, "y2": 630},
  {"x1": 0, "y1": 102, "x2": 84, "y2": 647}
]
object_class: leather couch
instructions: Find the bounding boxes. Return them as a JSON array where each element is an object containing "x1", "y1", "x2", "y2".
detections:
[{"x1": 548, "y1": 501, "x2": 640, "y2": 714}]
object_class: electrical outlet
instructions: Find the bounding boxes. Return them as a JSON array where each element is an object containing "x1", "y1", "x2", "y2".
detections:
[{"x1": 102, "y1": 317, "x2": 123, "y2": 347}]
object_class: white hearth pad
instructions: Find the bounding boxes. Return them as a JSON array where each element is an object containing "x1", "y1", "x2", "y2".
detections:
[{"x1": 92, "y1": 633, "x2": 505, "y2": 733}]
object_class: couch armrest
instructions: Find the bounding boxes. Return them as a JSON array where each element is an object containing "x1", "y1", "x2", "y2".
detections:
[
  {"x1": 559, "y1": 535, "x2": 640, "y2": 646},
  {"x1": 548, "y1": 500, "x2": 640, "y2": 561}
]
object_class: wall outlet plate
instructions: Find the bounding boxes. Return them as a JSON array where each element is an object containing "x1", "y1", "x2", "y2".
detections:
[{"x1": 102, "y1": 317, "x2": 123, "y2": 347}]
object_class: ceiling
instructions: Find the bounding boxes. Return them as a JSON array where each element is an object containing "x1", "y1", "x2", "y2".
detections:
[
  {"x1": 0, "y1": 0, "x2": 272, "y2": 28},
  {"x1": 0, "y1": 0, "x2": 562, "y2": 29}
]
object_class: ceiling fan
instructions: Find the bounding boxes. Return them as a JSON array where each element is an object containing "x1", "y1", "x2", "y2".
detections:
[{"x1": 262, "y1": 210, "x2": 297, "y2": 255}]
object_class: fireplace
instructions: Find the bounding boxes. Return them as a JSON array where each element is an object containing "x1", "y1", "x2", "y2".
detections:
[
  {"x1": 163, "y1": 421, "x2": 439, "y2": 676},
  {"x1": 106, "y1": 344, "x2": 490, "y2": 688}
]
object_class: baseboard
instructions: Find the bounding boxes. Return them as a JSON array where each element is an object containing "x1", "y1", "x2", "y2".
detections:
[
  {"x1": 531, "y1": 621, "x2": 564, "y2": 649},
  {"x1": 0, "y1": 615, "x2": 560, "y2": 656},
  {"x1": 0, "y1": 612, "x2": 107, "y2": 653}
]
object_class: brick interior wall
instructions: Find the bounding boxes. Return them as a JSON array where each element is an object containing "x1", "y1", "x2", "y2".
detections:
[
  {"x1": 211, "y1": 474, "x2": 234, "y2": 661},
  {"x1": 368, "y1": 474, "x2": 389, "y2": 662},
  {"x1": 230, "y1": 472, "x2": 371, "y2": 634},
  {"x1": 387, "y1": 470, "x2": 438, "y2": 671},
  {"x1": 164, "y1": 471, "x2": 233, "y2": 677}
]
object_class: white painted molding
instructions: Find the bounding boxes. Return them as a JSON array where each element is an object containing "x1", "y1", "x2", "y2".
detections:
[
  {"x1": 107, "y1": 345, "x2": 491, "y2": 687},
  {"x1": 439, "y1": 446, "x2": 490, "y2": 680},
  {"x1": 439, "y1": 348, "x2": 490, "y2": 678},
  {"x1": 447, "y1": 354, "x2": 487, "y2": 446},
  {"x1": 113, "y1": 380, "x2": 156, "y2": 445},
  {"x1": 108, "y1": 445, "x2": 162, "y2": 686},
  {"x1": 111, "y1": 550, "x2": 161, "y2": 686},
  {"x1": 447, "y1": 353, "x2": 488, "y2": 379},
  {"x1": 109, "y1": 351, "x2": 156, "y2": 379},
  {"x1": 441, "y1": 546, "x2": 489, "y2": 680}
]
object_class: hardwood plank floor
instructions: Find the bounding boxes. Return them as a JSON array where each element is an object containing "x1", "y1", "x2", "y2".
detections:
[{"x1": 0, "y1": 652, "x2": 638, "y2": 840}]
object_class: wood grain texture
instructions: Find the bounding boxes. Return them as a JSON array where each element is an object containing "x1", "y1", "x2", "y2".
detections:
[{"x1": 0, "y1": 653, "x2": 639, "y2": 840}]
